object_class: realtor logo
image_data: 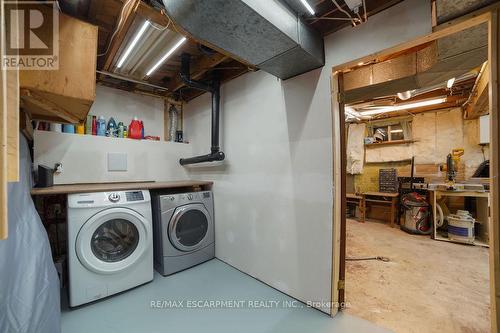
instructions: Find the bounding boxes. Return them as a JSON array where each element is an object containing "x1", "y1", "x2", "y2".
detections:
[{"x1": 2, "y1": 1, "x2": 59, "y2": 70}]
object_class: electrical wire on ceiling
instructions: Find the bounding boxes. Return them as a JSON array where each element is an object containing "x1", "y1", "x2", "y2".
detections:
[
  {"x1": 331, "y1": 0, "x2": 359, "y2": 26},
  {"x1": 98, "y1": 0, "x2": 135, "y2": 57},
  {"x1": 147, "y1": 20, "x2": 170, "y2": 31}
]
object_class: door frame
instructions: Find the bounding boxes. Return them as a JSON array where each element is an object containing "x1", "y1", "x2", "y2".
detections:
[{"x1": 329, "y1": 4, "x2": 500, "y2": 331}]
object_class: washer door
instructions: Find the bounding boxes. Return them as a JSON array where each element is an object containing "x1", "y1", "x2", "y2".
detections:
[
  {"x1": 76, "y1": 207, "x2": 149, "y2": 274},
  {"x1": 168, "y1": 204, "x2": 210, "y2": 252}
]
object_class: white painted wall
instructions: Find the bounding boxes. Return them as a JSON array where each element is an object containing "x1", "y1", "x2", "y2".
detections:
[
  {"x1": 182, "y1": 0, "x2": 431, "y2": 313},
  {"x1": 34, "y1": 132, "x2": 191, "y2": 184},
  {"x1": 89, "y1": 85, "x2": 165, "y2": 140},
  {"x1": 34, "y1": 85, "x2": 191, "y2": 184}
]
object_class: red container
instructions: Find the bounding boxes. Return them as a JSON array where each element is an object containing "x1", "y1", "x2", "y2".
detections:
[
  {"x1": 91, "y1": 116, "x2": 97, "y2": 135},
  {"x1": 128, "y1": 118, "x2": 143, "y2": 140}
]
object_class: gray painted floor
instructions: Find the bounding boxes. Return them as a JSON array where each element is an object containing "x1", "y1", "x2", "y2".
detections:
[{"x1": 62, "y1": 259, "x2": 391, "y2": 333}]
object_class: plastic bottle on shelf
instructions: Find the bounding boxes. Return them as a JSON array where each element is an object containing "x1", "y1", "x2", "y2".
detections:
[
  {"x1": 50, "y1": 123, "x2": 62, "y2": 132},
  {"x1": 63, "y1": 124, "x2": 75, "y2": 134},
  {"x1": 85, "y1": 115, "x2": 93, "y2": 135},
  {"x1": 76, "y1": 123, "x2": 85, "y2": 134},
  {"x1": 123, "y1": 126, "x2": 128, "y2": 138},
  {"x1": 117, "y1": 122, "x2": 124, "y2": 138},
  {"x1": 128, "y1": 117, "x2": 142, "y2": 140},
  {"x1": 96, "y1": 116, "x2": 106, "y2": 136},
  {"x1": 92, "y1": 116, "x2": 97, "y2": 135},
  {"x1": 107, "y1": 117, "x2": 117, "y2": 137}
]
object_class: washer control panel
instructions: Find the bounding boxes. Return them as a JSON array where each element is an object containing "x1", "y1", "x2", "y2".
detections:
[{"x1": 67, "y1": 190, "x2": 151, "y2": 208}]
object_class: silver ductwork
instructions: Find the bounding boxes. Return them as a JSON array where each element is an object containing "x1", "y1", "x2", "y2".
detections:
[{"x1": 161, "y1": 0, "x2": 325, "y2": 80}]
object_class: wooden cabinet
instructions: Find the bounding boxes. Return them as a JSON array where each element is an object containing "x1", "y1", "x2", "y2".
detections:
[{"x1": 19, "y1": 8, "x2": 98, "y2": 124}]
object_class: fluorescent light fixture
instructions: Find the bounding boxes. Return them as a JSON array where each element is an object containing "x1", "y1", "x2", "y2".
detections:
[
  {"x1": 447, "y1": 77, "x2": 456, "y2": 89},
  {"x1": 360, "y1": 97, "x2": 447, "y2": 116},
  {"x1": 299, "y1": 0, "x2": 315, "y2": 15},
  {"x1": 390, "y1": 129, "x2": 403, "y2": 133},
  {"x1": 146, "y1": 37, "x2": 187, "y2": 77},
  {"x1": 117, "y1": 20, "x2": 150, "y2": 69}
]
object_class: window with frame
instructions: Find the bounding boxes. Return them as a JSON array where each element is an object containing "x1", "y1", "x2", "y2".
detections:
[{"x1": 367, "y1": 119, "x2": 412, "y2": 144}]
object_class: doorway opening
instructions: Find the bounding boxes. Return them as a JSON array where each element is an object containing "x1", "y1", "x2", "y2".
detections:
[{"x1": 330, "y1": 5, "x2": 499, "y2": 332}]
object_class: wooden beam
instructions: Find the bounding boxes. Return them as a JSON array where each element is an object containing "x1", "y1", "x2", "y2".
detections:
[
  {"x1": 7, "y1": 65, "x2": 19, "y2": 182},
  {"x1": 20, "y1": 110, "x2": 33, "y2": 142},
  {"x1": 180, "y1": 65, "x2": 250, "y2": 102},
  {"x1": 0, "y1": 22, "x2": 7, "y2": 241},
  {"x1": 330, "y1": 72, "x2": 343, "y2": 317},
  {"x1": 465, "y1": 62, "x2": 490, "y2": 119},
  {"x1": 100, "y1": 0, "x2": 141, "y2": 72},
  {"x1": 489, "y1": 8, "x2": 500, "y2": 333},
  {"x1": 168, "y1": 53, "x2": 229, "y2": 92},
  {"x1": 136, "y1": 1, "x2": 169, "y2": 27}
]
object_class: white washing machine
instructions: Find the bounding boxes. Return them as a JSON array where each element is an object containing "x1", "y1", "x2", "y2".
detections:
[
  {"x1": 151, "y1": 191, "x2": 215, "y2": 276},
  {"x1": 67, "y1": 190, "x2": 153, "y2": 307}
]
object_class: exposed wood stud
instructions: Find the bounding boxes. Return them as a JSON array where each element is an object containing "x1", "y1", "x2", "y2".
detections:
[
  {"x1": 464, "y1": 62, "x2": 490, "y2": 119},
  {"x1": 489, "y1": 8, "x2": 500, "y2": 332}
]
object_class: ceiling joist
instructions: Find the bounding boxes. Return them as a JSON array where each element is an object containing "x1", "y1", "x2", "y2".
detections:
[
  {"x1": 100, "y1": 0, "x2": 141, "y2": 73},
  {"x1": 464, "y1": 62, "x2": 490, "y2": 119},
  {"x1": 168, "y1": 53, "x2": 229, "y2": 92}
]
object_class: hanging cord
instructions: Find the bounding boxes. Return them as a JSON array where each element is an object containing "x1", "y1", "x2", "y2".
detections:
[
  {"x1": 147, "y1": 19, "x2": 171, "y2": 31},
  {"x1": 346, "y1": 256, "x2": 390, "y2": 262},
  {"x1": 97, "y1": 0, "x2": 135, "y2": 57},
  {"x1": 331, "y1": 0, "x2": 359, "y2": 26}
]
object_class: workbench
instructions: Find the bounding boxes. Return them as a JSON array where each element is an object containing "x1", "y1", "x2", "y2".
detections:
[
  {"x1": 30, "y1": 180, "x2": 213, "y2": 196},
  {"x1": 363, "y1": 191, "x2": 400, "y2": 227},
  {"x1": 347, "y1": 193, "x2": 365, "y2": 223}
]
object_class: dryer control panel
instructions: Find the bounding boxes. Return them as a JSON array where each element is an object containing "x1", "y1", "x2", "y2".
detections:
[{"x1": 158, "y1": 191, "x2": 213, "y2": 212}]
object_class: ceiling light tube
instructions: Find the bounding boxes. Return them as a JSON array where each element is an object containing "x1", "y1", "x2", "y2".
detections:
[
  {"x1": 360, "y1": 98, "x2": 447, "y2": 116},
  {"x1": 117, "y1": 20, "x2": 150, "y2": 69},
  {"x1": 390, "y1": 129, "x2": 403, "y2": 133},
  {"x1": 447, "y1": 77, "x2": 456, "y2": 89},
  {"x1": 146, "y1": 37, "x2": 187, "y2": 77},
  {"x1": 299, "y1": 0, "x2": 315, "y2": 15}
]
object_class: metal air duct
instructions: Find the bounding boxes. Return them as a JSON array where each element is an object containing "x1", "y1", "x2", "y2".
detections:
[{"x1": 161, "y1": 0, "x2": 325, "y2": 80}]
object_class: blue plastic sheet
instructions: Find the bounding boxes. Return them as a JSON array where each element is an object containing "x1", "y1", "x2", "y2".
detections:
[{"x1": 0, "y1": 134, "x2": 61, "y2": 333}]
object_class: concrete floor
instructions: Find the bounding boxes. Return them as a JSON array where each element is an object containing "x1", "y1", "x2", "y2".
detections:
[
  {"x1": 62, "y1": 259, "x2": 390, "y2": 333},
  {"x1": 344, "y1": 218, "x2": 490, "y2": 333}
]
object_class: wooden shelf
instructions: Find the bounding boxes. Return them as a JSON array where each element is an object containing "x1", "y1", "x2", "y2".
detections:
[
  {"x1": 31, "y1": 180, "x2": 213, "y2": 196},
  {"x1": 365, "y1": 139, "x2": 415, "y2": 147},
  {"x1": 434, "y1": 231, "x2": 489, "y2": 248},
  {"x1": 431, "y1": 190, "x2": 490, "y2": 248}
]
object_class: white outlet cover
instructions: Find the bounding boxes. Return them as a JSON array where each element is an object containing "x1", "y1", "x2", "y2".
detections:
[{"x1": 107, "y1": 152, "x2": 127, "y2": 172}]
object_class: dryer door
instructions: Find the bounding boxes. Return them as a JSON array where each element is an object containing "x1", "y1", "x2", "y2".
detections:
[
  {"x1": 76, "y1": 207, "x2": 149, "y2": 274},
  {"x1": 169, "y1": 204, "x2": 211, "y2": 252}
]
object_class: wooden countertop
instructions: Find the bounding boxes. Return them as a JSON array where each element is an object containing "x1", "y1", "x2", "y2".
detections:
[
  {"x1": 30, "y1": 180, "x2": 213, "y2": 196},
  {"x1": 364, "y1": 191, "x2": 399, "y2": 197}
]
